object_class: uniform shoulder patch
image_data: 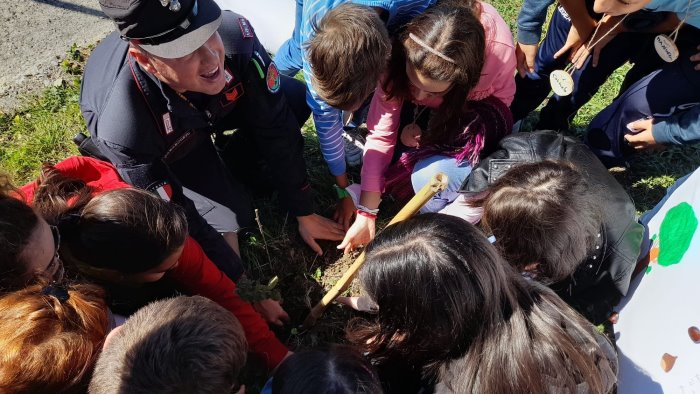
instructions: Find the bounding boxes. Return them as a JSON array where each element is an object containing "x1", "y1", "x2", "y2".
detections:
[
  {"x1": 266, "y1": 62, "x2": 280, "y2": 93},
  {"x1": 238, "y1": 18, "x2": 254, "y2": 39}
]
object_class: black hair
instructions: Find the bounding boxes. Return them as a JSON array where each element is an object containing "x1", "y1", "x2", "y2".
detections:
[{"x1": 272, "y1": 345, "x2": 381, "y2": 394}]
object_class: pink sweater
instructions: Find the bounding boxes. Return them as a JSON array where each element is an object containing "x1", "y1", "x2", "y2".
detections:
[{"x1": 361, "y1": 1, "x2": 516, "y2": 193}]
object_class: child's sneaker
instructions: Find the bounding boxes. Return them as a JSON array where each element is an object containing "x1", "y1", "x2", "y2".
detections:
[{"x1": 342, "y1": 130, "x2": 365, "y2": 167}]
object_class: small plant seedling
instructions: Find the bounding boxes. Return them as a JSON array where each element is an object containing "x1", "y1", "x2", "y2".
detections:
[{"x1": 236, "y1": 276, "x2": 282, "y2": 302}]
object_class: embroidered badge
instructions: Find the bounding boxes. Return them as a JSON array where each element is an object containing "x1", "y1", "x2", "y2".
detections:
[
  {"x1": 266, "y1": 62, "x2": 280, "y2": 93},
  {"x1": 224, "y1": 67, "x2": 234, "y2": 85},
  {"x1": 152, "y1": 182, "x2": 173, "y2": 201},
  {"x1": 224, "y1": 83, "x2": 244, "y2": 103},
  {"x1": 162, "y1": 113, "x2": 174, "y2": 135},
  {"x1": 238, "y1": 18, "x2": 254, "y2": 39}
]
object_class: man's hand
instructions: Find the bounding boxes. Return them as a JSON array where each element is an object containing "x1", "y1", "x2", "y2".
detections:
[
  {"x1": 333, "y1": 197, "x2": 356, "y2": 231},
  {"x1": 297, "y1": 214, "x2": 345, "y2": 255},
  {"x1": 624, "y1": 118, "x2": 661, "y2": 150},
  {"x1": 690, "y1": 44, "x2": 700, "y2": 70},
  {"x1": 516, "y1": 42, "x2": 539, "y2": 77},
  {"x1": 554, "y1": 22, "x2": 595, "y2": 67},
  {"x1": 337, "y1": 214, "x2": 376, "y2": 254},
  {"x1": 252, "y1": 299, "x2": 290, "y2": 326}
]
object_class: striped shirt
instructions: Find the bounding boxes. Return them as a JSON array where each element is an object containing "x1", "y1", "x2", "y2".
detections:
[{"x1": 297, "y1": 0, "x2": 436, "y2": 176}]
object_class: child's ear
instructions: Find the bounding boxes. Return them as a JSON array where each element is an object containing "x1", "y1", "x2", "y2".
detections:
[
  {"x1": 523, "y1": 262, "x2": 539, "y2": 272},
  {"x1": 103, "y1": 325, "x2": 124, "y2": 350}
]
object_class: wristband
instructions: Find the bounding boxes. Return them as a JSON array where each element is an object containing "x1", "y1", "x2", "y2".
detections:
[
  {"x1": 357, "y1": 204, "x2": 379, "y2": 215},
  {"x1": 356, "y1": 209, "x2": 377, "y2": 220},
  {"x1": 333, "y1": 184, "x2": 351, "y2": 200}
]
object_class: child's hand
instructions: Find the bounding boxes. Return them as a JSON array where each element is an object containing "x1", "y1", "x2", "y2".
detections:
[
  {"x1": 253, "y1": 299, "x2": 290, "y2": 326},
  {"x1": 624, "y1": 118, "x2": 661, "y2": 150},
  {"x1": 516, "y1": 42, "x2": 539, "y2": 77},
  {"x1": 400, "y1": 124, "x2": 422, "y2": 147}
]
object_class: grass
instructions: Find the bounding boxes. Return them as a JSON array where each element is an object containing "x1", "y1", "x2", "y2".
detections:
[{"x1": 1, "y1": 0, "x2": 698, "y2": 386}]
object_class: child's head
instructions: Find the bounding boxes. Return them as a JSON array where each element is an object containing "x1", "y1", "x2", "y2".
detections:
[
  {"x1": 384, "y1": 2, "x2": 485, "y2": 143},
  {"x1": 347, "y1": 214, "x2": 617, "y2": 392},
  {"x1": 0, "y1": 194, "x2": 64, "y2": 291},
  {"x1": 90, "y1": 295, "x2": 247, "y2": 394},
  {"x1": 271, "y1": 345, "x2": 381, "y2": 394},
  {"x1": 307, "y1": 3, "x2": 390, "y2": 111},
  {"x1": 347, "y1": 213, "x2": 515, "y2": 373},
  {"x1": 474, "y1": 160, "x2": 601, "y2": 284},
  {"x1": 0, "y1": 280, "x2": 110, "y2": 393},
  {"x1": 393, "y1": 2, "x2": 484, "y2": 99},
  {"x1": 33, "y1": 165, "x2": 188, "y2": 284}
]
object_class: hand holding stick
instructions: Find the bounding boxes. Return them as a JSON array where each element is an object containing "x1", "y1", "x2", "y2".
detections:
[{"x1": 303, "y1": 173, "x2": 448, "y2": 328}]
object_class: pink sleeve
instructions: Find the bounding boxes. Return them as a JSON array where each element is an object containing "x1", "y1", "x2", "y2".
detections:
[
  {"x1": 468, "y1": 2, "x2": 517, "y2": 106},
  {"x1": 438, "y1": 194, "x2": 484, "y2": 224},
  {"x1": 360, "y1": 83, "x2": 403, "y2": 193}
]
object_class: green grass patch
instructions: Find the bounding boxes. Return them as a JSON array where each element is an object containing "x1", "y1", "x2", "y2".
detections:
[{"x1": 0, "y1": 79, "x2": 83, "y2": 183}]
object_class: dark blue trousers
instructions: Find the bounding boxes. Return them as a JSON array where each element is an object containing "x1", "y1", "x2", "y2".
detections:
[
  {"x1": 510, "y1": 5, "x2": 658, "y2": 130},
  {"x1": 586, "y1": 26, "x2": 700, "y2": 166}
]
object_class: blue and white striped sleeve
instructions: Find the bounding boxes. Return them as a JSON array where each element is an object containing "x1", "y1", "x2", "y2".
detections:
[{"x1": 303, "y1": 68, "x2": 347, "y2": 176}]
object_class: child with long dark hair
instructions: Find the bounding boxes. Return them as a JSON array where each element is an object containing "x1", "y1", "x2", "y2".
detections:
[
  {"x1": 346, "y1": 214, "x2": 617, "y2": 393},
  {"x1": 454, "y1": 131, "x2": 646, "y2": 324},
  {"x1": 17, "y1": 156, "x2": 290, "y2": 370},
  {"x1": 339, "y1": 1, "x2": 515, "y2": 252}
]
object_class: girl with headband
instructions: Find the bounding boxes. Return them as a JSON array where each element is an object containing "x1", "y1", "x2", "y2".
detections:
[{"x1": 339, "y1": 1, "x2": 516, "y2": 253}]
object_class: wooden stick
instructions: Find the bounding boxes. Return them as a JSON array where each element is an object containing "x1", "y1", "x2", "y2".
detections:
[{"x1": 303, "y1": 173, "x2": 448, "y2": 328}]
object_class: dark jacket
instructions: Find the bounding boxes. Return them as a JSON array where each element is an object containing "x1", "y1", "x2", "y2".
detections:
[
  {"x1": 80, "y1": 11, "x2": 313, "y2": 280},
  {"x1": 460, "y1": 131, "x2": 646, "y2": 324}
]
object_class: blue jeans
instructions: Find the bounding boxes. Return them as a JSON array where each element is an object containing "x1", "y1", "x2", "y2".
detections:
[{"x1": 411, "y1": 155, "x2": 472, "y2": 213}]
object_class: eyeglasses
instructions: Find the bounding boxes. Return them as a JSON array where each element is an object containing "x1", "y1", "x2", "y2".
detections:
[{"x1": 46, "y1": 225, "x2": 62, "y2": 276}]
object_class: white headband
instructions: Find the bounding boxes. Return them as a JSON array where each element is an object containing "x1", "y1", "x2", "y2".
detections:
[{"x1": 408, "y1": 33, "x2": 457, "y2": 64}]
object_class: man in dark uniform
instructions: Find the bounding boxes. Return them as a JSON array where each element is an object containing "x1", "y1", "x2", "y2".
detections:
[{"x1": 80, "y1": 0, "x2": 344, "y2": 320}]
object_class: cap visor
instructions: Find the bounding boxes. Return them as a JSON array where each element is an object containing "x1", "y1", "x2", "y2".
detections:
[{"x1": 140, "y1": 3, "x2": 222, "y2": 59}]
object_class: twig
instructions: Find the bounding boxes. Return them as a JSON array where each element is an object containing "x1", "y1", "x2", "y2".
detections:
[{"x1": 254, "y1": 208, "x2": 272, "y2": 267}]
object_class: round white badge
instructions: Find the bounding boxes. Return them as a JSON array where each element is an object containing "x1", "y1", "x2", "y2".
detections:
[
  {"x1": 550, "y1": 70, "x2": 574, "y2": 97},
  {"x1": 654, "y1": 34, "x2": 679, "y2": 63}
]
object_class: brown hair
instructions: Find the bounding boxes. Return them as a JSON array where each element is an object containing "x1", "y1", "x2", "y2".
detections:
[
  {"x1": 347, "y1": 214, "x2": 617, "y2": 392},
  {"x1": 0, "y1": 191, "x2": 41, "y2": 291},
  {"x1": 90, "y1": 295, "x2": 247, "y2": 394},
  {"x1": 0, "y1": 280, "x2": 110, "y2": 393},
  {"x1": 32, "y1": 164, "x2": 188, "y2": 274},
  {"x1": 383, "y1": 2, "x2": 484, "y2": 145},
  {"x1": 307, "y1": 3, "x2": 390, "y2": 110},
  {"x1": 472, "y1": 160, "x2": 602, "y2": 284}
]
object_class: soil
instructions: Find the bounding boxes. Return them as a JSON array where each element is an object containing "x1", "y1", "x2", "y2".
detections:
[{"x1": 0, "y1": 0, "x2": 113, "y2": 113}]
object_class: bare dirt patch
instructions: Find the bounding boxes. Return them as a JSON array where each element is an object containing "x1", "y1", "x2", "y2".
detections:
[{"x1": 0, "y1": 0, "x2": 113, "y2": 113}]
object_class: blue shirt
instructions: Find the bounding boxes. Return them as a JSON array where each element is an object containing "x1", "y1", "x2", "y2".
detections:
[
  {"x1": 645, "y1": 0, "x2": 700, "y2": 29},
  {"x1": 276, "y1": 0, "x2": 436, "y2": 176}
]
